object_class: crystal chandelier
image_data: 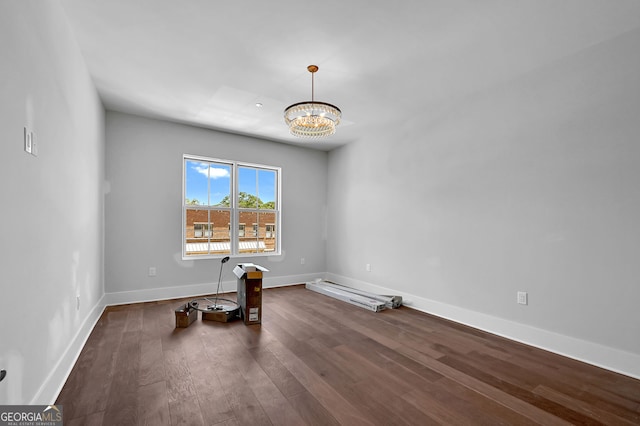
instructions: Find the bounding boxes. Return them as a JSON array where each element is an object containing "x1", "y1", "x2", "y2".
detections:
[{"x1": 284, "y1": 65, "x2": 341, "y2": 138}]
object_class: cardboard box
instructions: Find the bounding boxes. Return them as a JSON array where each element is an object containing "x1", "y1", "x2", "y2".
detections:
[
  {"x1": 234, "y1": 263, "x2": 268, "y2": 325},
  {"x1": 233, "y1": 263, "x2": 269, "y2": 280},
  {"x1": 175, "y1": 304, "x2": 198, "y2": 328},
  {"x1": 201, "y1": 308, "x2": 238, "y2": 323}
]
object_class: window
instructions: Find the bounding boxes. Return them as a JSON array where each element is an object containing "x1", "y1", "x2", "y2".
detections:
[
  {"x1": 228, "y1": 223, "x2": 246, "y2": 237},
  {"x1": 194, "y1": 223, "x2": 212, "y2": 238},
  {"x1": 266, "y1": 224, "x2": 275, "y2": 239},
  {"x1": 183, "y1": 155, "x2": 280, "y2": 259}
]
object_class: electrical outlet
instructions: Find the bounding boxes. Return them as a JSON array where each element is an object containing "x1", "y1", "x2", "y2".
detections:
[
  {"x1": 148, "y1": 267, "x2": 157, "y2": 277},
  {"x1": 366, "y1": 263, "x2": 371, "y2": 272},
  {"x1": 517, "y1": 291, "x2": 528, "y2": 305},
  {"x1": 300, "y1": 257, "x2": 305, "y2": 265}
]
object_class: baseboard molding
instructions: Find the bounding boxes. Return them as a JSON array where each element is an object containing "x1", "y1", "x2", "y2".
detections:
[
  {"x1": 325, "y1": 273, "x2": 640, "y2": 380},
  {"x1": 32, "y1": 294, "x2": 107, "y2": 404},
  {"x1": 103, "y1": 272, "x2": 324, "y2": 306}
]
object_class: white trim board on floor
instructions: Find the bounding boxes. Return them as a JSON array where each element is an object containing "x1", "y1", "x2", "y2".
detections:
[{"x1": 325, "y1": 273, "x2": 640, "y2": 381}]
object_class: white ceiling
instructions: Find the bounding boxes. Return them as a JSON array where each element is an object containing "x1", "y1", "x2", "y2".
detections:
[{"x1": 59, "y1": 0, "x2": 640, "y2": 151}]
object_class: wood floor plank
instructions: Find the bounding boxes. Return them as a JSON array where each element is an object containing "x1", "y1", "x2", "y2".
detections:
[
  {"x1": 163, "y1": 346, "x2": 198, "y2": 405},
  {"x1": 102, "y1": 330, "x2": 142, "y2": 426},
  {"x1": 257, "y1": 394, "x2": 308, "y2": 426},
  {"x1": 139, "y1": 337, "x2": 166, "y2": 387},
  {"x1": 214, "y1": 360, "x2": 273, "y2": 426},
  {"x1": 582, "y1": 384, "x2": 640, "y2": 419},
  {"x1": 436, "y1": 352, "x2": 603, "y2": 424},
  {"x1": 248, "y1": 346, "x2": 307, "y2": 398},
  {"x1": 168, "y1": 396, "x2": 205, "y2": 426},
  {"x1": 189, "y1": 362, "x2": 236, "y2": 423},
  {"x1": 397, "y1": 340, "x2": 574, "y2": 424},
  {"x1": 56, "y1": 285, "x2": 640, "y2": 425},
  {"x1": 402, "y1": 387, "x2": 478, "y2": 425},
  {"x1": 348, "y1": 375, "x2": 441, "y2": 426},
  {"x1": 217, "y1": 334, "x2": 306, "y2": 426},
  {"x1": 137, "y1": 380, "x2": 171, "y2": 426},
  {"x1": 267, "y1": 339, "x2": 376, "y2": 425},
  {"x1": 286, "y1": 390, "x2": 341, "y2": 426},
  {"x1": 432, "y1": 376, "x2": 546, "y2": 425},
  {"x1": 340, "y1": 337, "x2": 444, "y2": 386},
  {"x1": 124, "y1": 306, "x2": 144, "y2": 332},
  {"x1": 335, "y1": 340, "x2": 442, "y2": 387},
  {"x1": 533, "y1": 384, "x2": 639, "y2": 425},
  {"x1": 66, "y1": 411, "x2": 105, "y2": 426}
]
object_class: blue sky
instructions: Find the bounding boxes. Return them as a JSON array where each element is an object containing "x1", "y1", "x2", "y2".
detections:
[{"x1": 185, "y1": 160, "x2": 276, "y2": 205}]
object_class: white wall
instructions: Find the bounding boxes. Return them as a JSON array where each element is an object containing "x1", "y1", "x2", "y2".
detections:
[
  {"x1": 104, "y1": 111, "x2": 327, "y2": 303},
  {"x1": 326, "y1": 28, "x2": 640, "y2": 378},
  {"x1": 0, "y1": 1, "x2": 105, "y2": 404}
]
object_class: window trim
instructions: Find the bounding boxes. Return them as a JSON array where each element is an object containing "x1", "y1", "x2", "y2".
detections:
[{"x1": 182, "y1": 154, "x2": 281, "y2": 260}]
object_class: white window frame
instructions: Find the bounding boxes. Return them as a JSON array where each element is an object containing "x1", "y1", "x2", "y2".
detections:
[{"x1": 182, "y1": 154, "x2": 281, "y2": 259}]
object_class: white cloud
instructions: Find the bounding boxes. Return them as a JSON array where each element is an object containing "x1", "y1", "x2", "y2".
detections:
[{"x1": 193, "y1": 164, "x2": 230, "y2": 179}]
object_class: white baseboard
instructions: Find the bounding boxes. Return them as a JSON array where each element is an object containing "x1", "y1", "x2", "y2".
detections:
[
  {"x1": 32, "y1": 294, "x2": 107, "y2": 405},
  {"x1": 103, "y1": 272, "x2": 323, "y2": 306},
  {"x1": 325, "y1": 273, "x2": 640, "y2": 380}
]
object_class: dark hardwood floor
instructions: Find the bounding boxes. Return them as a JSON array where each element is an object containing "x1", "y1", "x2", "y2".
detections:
[{"x1": 56, "y1": 285, "x2": 640, "y2": 425}]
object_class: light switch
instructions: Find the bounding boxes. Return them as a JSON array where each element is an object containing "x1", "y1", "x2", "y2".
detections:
[{"x1": 24, "y1": 127, "x2": 32, "y2": 154}]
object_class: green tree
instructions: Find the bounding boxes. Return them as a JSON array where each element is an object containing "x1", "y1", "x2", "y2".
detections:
[
  {"x1": 217, "y1": 192, "x2": 274, "y2": 209},
  {"x1": 217, "y1": 195, "x2": 231, "y2": 207},
  {"x1": 185, "y1": 198, "x2": 200, "y2": 205}
]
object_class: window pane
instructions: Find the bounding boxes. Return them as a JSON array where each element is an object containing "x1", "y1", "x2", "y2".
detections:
[
  {"x1": 236, "y1": 211, "x2": 277, "y2": 254},
  {"x1": 259, "y1": 211, "x2": 277, "y2": 252},
  {"x1": 209, "y1": 210, "x2": 231, "y2": 254},
  {"x1": 185, "y1": 208, "x2": 210, "y2": 255},
  {"x1": 210, "y1": 164, "x2": 231, "y2": 206},
  {"x1": 185, "y1": 209, "x2": 231, "y2": 256},
  {"x1": 185, "y1": 160, "x2": 231, "y2": 206},
  {"x1": 238, "y1": 166, "x2": 277, "y2": 209},
  {"x1": 257, "y1": 169, "x2": 276, "y2": 209}
]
